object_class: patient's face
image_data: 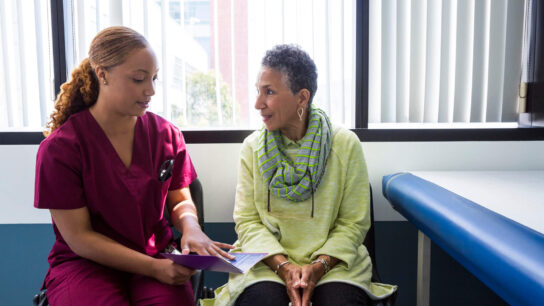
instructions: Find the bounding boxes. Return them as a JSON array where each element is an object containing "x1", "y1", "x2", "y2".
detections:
[{"x1": 254, "y1": 67, "x2": 300, "y2": 133}]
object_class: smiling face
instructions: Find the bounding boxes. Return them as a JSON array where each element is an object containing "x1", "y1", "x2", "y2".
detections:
[
  {"x1": 96, "y1": 47, "x2": 159, "y2": 117},
  {"x1": 255, "y1": 67, "x2": 309, "y2": 139}
]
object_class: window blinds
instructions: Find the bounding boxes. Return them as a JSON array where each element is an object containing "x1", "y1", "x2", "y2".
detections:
[{"x1": 368, "y1": 0, "x2": 525, "y2": 125}]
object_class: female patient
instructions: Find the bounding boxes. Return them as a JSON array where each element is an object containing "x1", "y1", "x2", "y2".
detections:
[
  {"x1": 209, "y1": 45, "x2": 396, "y2": 306},
  {"x1": 34, "y1": 26, "x2": 232, "y2": 306}
]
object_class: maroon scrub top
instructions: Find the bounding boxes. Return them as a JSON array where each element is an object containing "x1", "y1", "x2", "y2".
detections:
[{"x1": 34, "y1": 109, "x2": 197, "y2": 272}]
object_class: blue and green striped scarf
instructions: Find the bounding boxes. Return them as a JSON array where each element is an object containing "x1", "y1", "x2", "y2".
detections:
[{"x1": 257, "y1": 107, "x2": 332, "y2": 202}]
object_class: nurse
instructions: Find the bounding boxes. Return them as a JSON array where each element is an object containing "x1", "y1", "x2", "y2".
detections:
[{"x1": 34, "y1": 26, "x2": 233, "y2": 305}]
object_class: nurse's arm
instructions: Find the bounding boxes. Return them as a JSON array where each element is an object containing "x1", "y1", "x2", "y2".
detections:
[
  {"x1": 49, "y1": 207, "x2": 193, "y2": 285},
  {"x1": 166, "y1": 187, "x2": 234, "y2": 259},
  {"x1": 166, "y1": 187, "x2": 199, "y2": 232}
]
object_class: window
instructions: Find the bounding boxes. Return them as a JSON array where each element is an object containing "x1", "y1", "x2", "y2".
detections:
[
  {"x1": 367, "y1": 0, "x2": 525, "y2": 129},
  {"x1": 65, "y1": 0, "x2": 356, "y2": 130},
  {"x1": 0, "y1": 0, "x2": 54, "y2": 130},
  {"x1": 1, "y1": 0, "x2": 542, "y2": 142}
]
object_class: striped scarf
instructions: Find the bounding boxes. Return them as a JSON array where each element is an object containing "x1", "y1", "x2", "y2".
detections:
[{"x1": 257, "y1": 107, "x2": 332, "y2": 202}]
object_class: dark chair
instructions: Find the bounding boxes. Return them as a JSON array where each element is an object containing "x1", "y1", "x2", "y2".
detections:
[
  {"x1": 33, "y1": 178, "x2": 207, "y2": 306},
  {"x1": 160, "y1": 177, "x2": 208, "y2": 302},
  {"x1": 189, "y1": 178, "x2": 215, "y2": 299},
  {"x1": 364, "y1": 184, "x2": 398, "y2": 306},
  {"x1": 181, "y1": 178, "x2": 209, "y2": 301}
]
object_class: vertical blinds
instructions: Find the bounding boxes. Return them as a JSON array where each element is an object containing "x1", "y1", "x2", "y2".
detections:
[
  {"x1": 0, "y1": 0, "x2": 53, "y2": 130},
  {"x1": 238, "y1": 0, "x2": 357, "y2": 128},
  {"x1": 368, "y1": 0, "x2": 525, "y2": 125}
]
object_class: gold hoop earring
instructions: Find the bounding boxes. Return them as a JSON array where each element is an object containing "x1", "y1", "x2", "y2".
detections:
[{"x1": 297, "y1": 107, "x2": 304, "y2": 121}]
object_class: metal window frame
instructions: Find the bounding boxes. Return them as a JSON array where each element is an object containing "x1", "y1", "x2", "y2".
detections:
[{"x1": 51, "y1": 0, "x2": 66, "y2": 97}]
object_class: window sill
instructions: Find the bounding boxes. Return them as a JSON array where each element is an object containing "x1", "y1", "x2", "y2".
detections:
[{"x1": 2, "y1": 127, "x2": 544, "y2": 145}]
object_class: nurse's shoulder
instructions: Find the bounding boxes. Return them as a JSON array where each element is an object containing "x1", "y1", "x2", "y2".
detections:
[{"x1": 38, "y1": 111, "x2": 88, "y2": 157}]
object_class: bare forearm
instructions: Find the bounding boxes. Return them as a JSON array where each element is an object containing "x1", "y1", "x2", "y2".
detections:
[
  {"x1": 263, "y1": 254, "x2": 289, "y2": 272},
  {"x1": 165, "y1": 188, "x2": 234, "y2": 258},
  {"x1": 68, "y1": 230, "x2": 156, "y2": 277},
  {"x1": 310, "y1": 254, "x2": 339, "y2": 276},
  {"x1": 317, "y1": 254, "x2": 338, "y2": 268},
  {"x1": 170, "y1": 200, "x2": 200, "y2": 233}
]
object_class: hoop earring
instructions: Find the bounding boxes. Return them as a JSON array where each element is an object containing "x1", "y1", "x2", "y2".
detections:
[{"x1": 297, "y1": 107, "x2": 304, "y2": 121}]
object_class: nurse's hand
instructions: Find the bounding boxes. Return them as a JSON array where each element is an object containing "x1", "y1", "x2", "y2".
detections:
[
  {"x1": 167, "y1": 187, "x2": 234, "y2": 259},
  {"x1": 179, "y1": 222, "x2": 235, "y2": 260},
  {"x1": 152, "y1": 258, "x2": 195, "y2": 285}
]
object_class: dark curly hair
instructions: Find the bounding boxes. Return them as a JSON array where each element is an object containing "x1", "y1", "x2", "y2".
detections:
[{"x1": 261, "y1": 44, "x2": 318, "y2": 104}]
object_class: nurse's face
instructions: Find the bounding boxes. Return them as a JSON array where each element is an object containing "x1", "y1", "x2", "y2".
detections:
[{"x1": 99, "y1": 47, "x2": 159, "y2": 117}]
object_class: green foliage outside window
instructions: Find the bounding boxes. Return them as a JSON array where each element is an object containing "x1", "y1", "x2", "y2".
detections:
[{"x1": 172, "y1": 70, "x2": 236, "y2": 128}]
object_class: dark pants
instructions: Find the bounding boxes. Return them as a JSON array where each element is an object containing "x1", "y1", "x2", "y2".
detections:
[{"x1": 234, "y1": 281, "x2": 371, "y2": 306}]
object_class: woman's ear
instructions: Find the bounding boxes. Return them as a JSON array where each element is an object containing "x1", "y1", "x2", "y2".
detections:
[
  {"x1": 297, "y1": 89, "x2": 311, "y2": 109},
  {"x1": 95, "y1": 66, "x2": 107, "y2": 84}
]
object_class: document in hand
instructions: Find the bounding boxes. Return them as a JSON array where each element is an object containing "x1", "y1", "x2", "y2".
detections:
[{"x1": 162, "y1": 252, "x2": 267, "y2": 274}]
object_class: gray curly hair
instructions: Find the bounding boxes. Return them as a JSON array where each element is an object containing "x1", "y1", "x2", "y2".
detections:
[{"x1": 261, "y1": 44, "x2": 318, "y2": 104}]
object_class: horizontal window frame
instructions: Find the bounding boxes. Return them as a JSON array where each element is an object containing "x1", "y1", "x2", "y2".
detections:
[{"x1": 2, "y1": 128, "x2": 544, "y2": 145}]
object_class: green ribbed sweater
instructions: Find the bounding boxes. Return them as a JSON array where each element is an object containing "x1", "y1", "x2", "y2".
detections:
[{"x1": 202, "y1": 126, "x2": 396, "y2": 306}]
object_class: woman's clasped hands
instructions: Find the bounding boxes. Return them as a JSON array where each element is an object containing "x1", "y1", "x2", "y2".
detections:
[{"x1": 277, "y1": 261, "x2": 326, "y2": 306}]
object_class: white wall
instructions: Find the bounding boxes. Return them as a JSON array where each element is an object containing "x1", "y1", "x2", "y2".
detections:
[{"x1": 2, "y1": 141, "x2": 544, "y2": 224}]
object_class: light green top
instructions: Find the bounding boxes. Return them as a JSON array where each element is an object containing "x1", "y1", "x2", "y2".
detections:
[{"x1": 202, "y1": 126, "x2": 396, "y2": 306}]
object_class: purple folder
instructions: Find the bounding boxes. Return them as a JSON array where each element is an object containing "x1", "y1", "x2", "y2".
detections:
[{"x1": 161, "y1": 252, "x2": 267, "y2": 274}]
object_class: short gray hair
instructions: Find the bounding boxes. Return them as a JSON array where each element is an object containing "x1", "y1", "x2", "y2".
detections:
[{"x1": 261, "y1": 44, "x2": 318, "y2": 104}]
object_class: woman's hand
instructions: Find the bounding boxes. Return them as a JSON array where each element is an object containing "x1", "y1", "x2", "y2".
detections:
[
  {"x1": 151, "y1": 258, "x2": 195, "y2": 285},
  {"x1": 179, "y1": 222, "x2": 235, "y2": 259},
  {"x1": 167, "y1": 187, "x2": 234, "y2": 259},
  {"x1": 297, "y1": 263, "x2": 326, "y2": 306},
  {"x1": 277, "y1": 263, "x2": 303, "y2": 306}
]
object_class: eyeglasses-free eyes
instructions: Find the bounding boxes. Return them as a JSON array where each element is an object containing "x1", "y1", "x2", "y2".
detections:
[{"x1": 158, "y1": 159, "x2": 174, "y2": 182}]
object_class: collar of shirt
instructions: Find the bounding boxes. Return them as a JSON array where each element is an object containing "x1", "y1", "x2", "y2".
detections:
[{"x1": 281, "y1": 134, "x2": 303, "y2": 149}]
